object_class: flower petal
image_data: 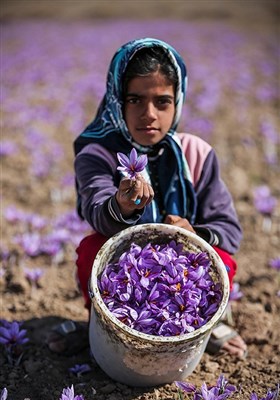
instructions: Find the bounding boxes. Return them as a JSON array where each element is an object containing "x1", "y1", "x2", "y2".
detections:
[
  {"x1": 129, "y1": 148, "x2": 138, "y2": 164},
  {"x1": 117, "y1": 152, "x2": 130, "y2": 168}
]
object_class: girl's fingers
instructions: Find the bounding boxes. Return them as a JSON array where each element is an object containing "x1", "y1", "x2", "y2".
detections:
[
  {"x1": 127, "y1": 186, "x2": 154, "y2": 208},
  {"x1": 129, "y1": 179, "x2": 143, "y2": 202},
  {"x1": 164, "y1": 214, "x2": 196, "y2": 233},
  {"x1": 143, "y1": 184, "x2": 154, "y2": 205},
  {"x1": 119, "y1": 178, "x2": 136, "y2": 192},
  {"x1": 133, "y1": 185, "x2": 148, "y2": 206},
  {"x1": 164, "y1": 215, "x2": 182, "y2": 224},
  {"x1": 175, "y1": 219, "x2": 196, "y2": 233},
  {"x1": 117, "y1": 176, "x2": 154, "y2": 210}
]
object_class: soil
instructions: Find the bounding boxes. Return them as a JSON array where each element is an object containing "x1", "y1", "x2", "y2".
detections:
[{"x1": 1, "y1": 1, "x2": 279, "y2": 399}]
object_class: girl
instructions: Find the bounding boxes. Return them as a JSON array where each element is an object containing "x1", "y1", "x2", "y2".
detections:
[{"x1": 48, "y1": 38, "x2": 247, "y2": 358}]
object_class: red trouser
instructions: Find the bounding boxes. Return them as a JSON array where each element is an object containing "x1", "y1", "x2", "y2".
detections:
[{"x1": 76, "y1": 232, "x2": 237, "y2": 310}]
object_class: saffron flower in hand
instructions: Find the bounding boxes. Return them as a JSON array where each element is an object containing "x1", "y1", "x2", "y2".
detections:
[{"x1": 117, "y1": 148, "x2": 147, "y2": 179}]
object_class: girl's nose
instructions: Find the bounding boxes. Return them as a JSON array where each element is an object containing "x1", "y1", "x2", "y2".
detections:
[{"x1": 141, "y1": 102, "x2": 157, "y2": 121}]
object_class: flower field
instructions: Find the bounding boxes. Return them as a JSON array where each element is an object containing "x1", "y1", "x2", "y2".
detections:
[{"x1": 1, "y1": 2, "x2": 279, "y2": 399}]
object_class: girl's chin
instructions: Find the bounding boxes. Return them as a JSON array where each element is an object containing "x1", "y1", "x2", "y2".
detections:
[
  {"x1": 134, "y1": 139, "x2": 161, "y2": 147},
  {"x1": 131, "y1": 134, "x2": 166, "y2": 147}
]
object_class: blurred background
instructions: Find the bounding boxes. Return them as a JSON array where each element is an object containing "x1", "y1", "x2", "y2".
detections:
[{"x1": 1, "y1": 0, "x2": 279, "y2": 23}]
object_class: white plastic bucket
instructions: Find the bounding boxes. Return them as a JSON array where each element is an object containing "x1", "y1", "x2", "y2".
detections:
[{"x1": 89, "y1": 223, "x2": 229, "y2": 387}]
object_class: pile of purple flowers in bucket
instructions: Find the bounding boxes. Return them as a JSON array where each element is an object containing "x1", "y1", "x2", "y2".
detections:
[{"x1": 98, "y1": 240, "x2": 222, "y2": 336}]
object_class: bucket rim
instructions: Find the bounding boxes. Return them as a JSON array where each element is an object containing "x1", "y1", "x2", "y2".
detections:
[{"x1": 90, "y1": 223, "x2": 230, "y2": 344}]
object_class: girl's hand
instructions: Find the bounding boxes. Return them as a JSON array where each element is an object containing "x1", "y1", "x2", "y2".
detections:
[
  {"x1": 164, "y1": 214, "x2": 196, "y2": 234},
  {"x1": 116, "y1": 175, "x2": 154, "y2": 218}
]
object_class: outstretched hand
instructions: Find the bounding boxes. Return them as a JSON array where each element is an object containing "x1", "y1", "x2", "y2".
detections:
[
  {"x1": 116, "y1": 175, "x2": 154, "y2": 218},
  {"x1": 164, "y1": 214, "x2": 196, "y2": 234}
]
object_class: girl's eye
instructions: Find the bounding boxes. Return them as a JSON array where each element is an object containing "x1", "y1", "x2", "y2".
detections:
[
  {"x1": 157, "y1": 98, "x2": 172, "y2": 105},
  {"x1": 127, "y1": 98, "x2": 140, "y2": 104}
]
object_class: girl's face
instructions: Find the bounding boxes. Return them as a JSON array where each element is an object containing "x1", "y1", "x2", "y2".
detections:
[{"x1": 123, "y1": 71, "x2": 175, "y2": 146}]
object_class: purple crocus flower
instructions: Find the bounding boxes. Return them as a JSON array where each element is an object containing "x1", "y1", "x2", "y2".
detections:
[
  {"x1": 175, "y1": 374, "x2": 236, "y2": 399},
  {"x1": 254, "y1": 196, "x2": 277, "y2": 215},
  {"x1": 68, "y1": 363, "x2": 91, "y2": 377},
  {"x1": 98, "y1": 270, "x2": 117, "y2": 300},
  {"x1": 61, "y1": 172, "x2": 75, "y2": 186},
  {"x1": 60, "y1": 385, "x2": 85, "y2": 400},
  {"x1": 0, "y1": 141, "x2": 18, "y2": 157},
  {"x1": 0, "y1": 321, "x2": 29, "y2": 347},
  {"x1": 0, "y1": 267, "x2": 5, "y2": 279},
  {"x1": 117, "y1": 148, "x2": 148, "y2": 179},
  {"x1": 175, "y1": 380, "x2": 196, "y2": 393},
  {"x1": 4, "y1": 206, "x2": 26, "y2": 223},
  {"x1": 23, "y1": 267, "x2": 45, "y2": 286},
  {"x1": 28, "y1": 214, "x2": 47, "y2": 230},
  {"x1": 260, "y1": 121, "x2": 279, "y2": 144},
  {"x1": 215, "y1": 374, "x2": 237, "y2": 397},
  {"x1": 268, "y1": 258, "x2": 280, "y2": 271},
  {"x1": 229, "y1": 282, "x2": 243, "y2": 301},
  {"x1": 40, "y1": 240, "x2": 62, "y2": 258},
  {"x1": 99, "y1": 241, "x2": 222, "y2": 336},
  {"x1": 253, "y1": 185, "x2": 277, "y2": 216},
  {"x1": 0, "y1": 321, "x2": 29, "y2": 366},
  {"x1": 131, "y1": 309, "x2": 157, "y2": 332},
  {"x1": 0, "y1": 388, "x2": 8, "y2": 400},
  {"x1": 14, "y1": 232, "x2": 42, "y2": 257},
  {"x1": 250, "y1": 383, "x2": 279, "y2": 400}
]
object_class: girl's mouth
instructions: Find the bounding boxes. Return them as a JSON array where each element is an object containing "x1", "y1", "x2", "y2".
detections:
[{"x1": 137, "y1": 127, "x2": 160, "y2": 134}]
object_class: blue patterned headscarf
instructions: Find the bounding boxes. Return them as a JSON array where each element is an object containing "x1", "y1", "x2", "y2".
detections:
[{"x1": 74, "y1": 38, "x2": 197, "y2": 223}]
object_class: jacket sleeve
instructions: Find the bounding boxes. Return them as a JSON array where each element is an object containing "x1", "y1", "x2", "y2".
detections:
[
  {"x1": 74, "y1": 144, "x2": 143, "y2": 237},
  {"x1": 193, "y1": 149, "x2": 242, "y2": 254}
]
